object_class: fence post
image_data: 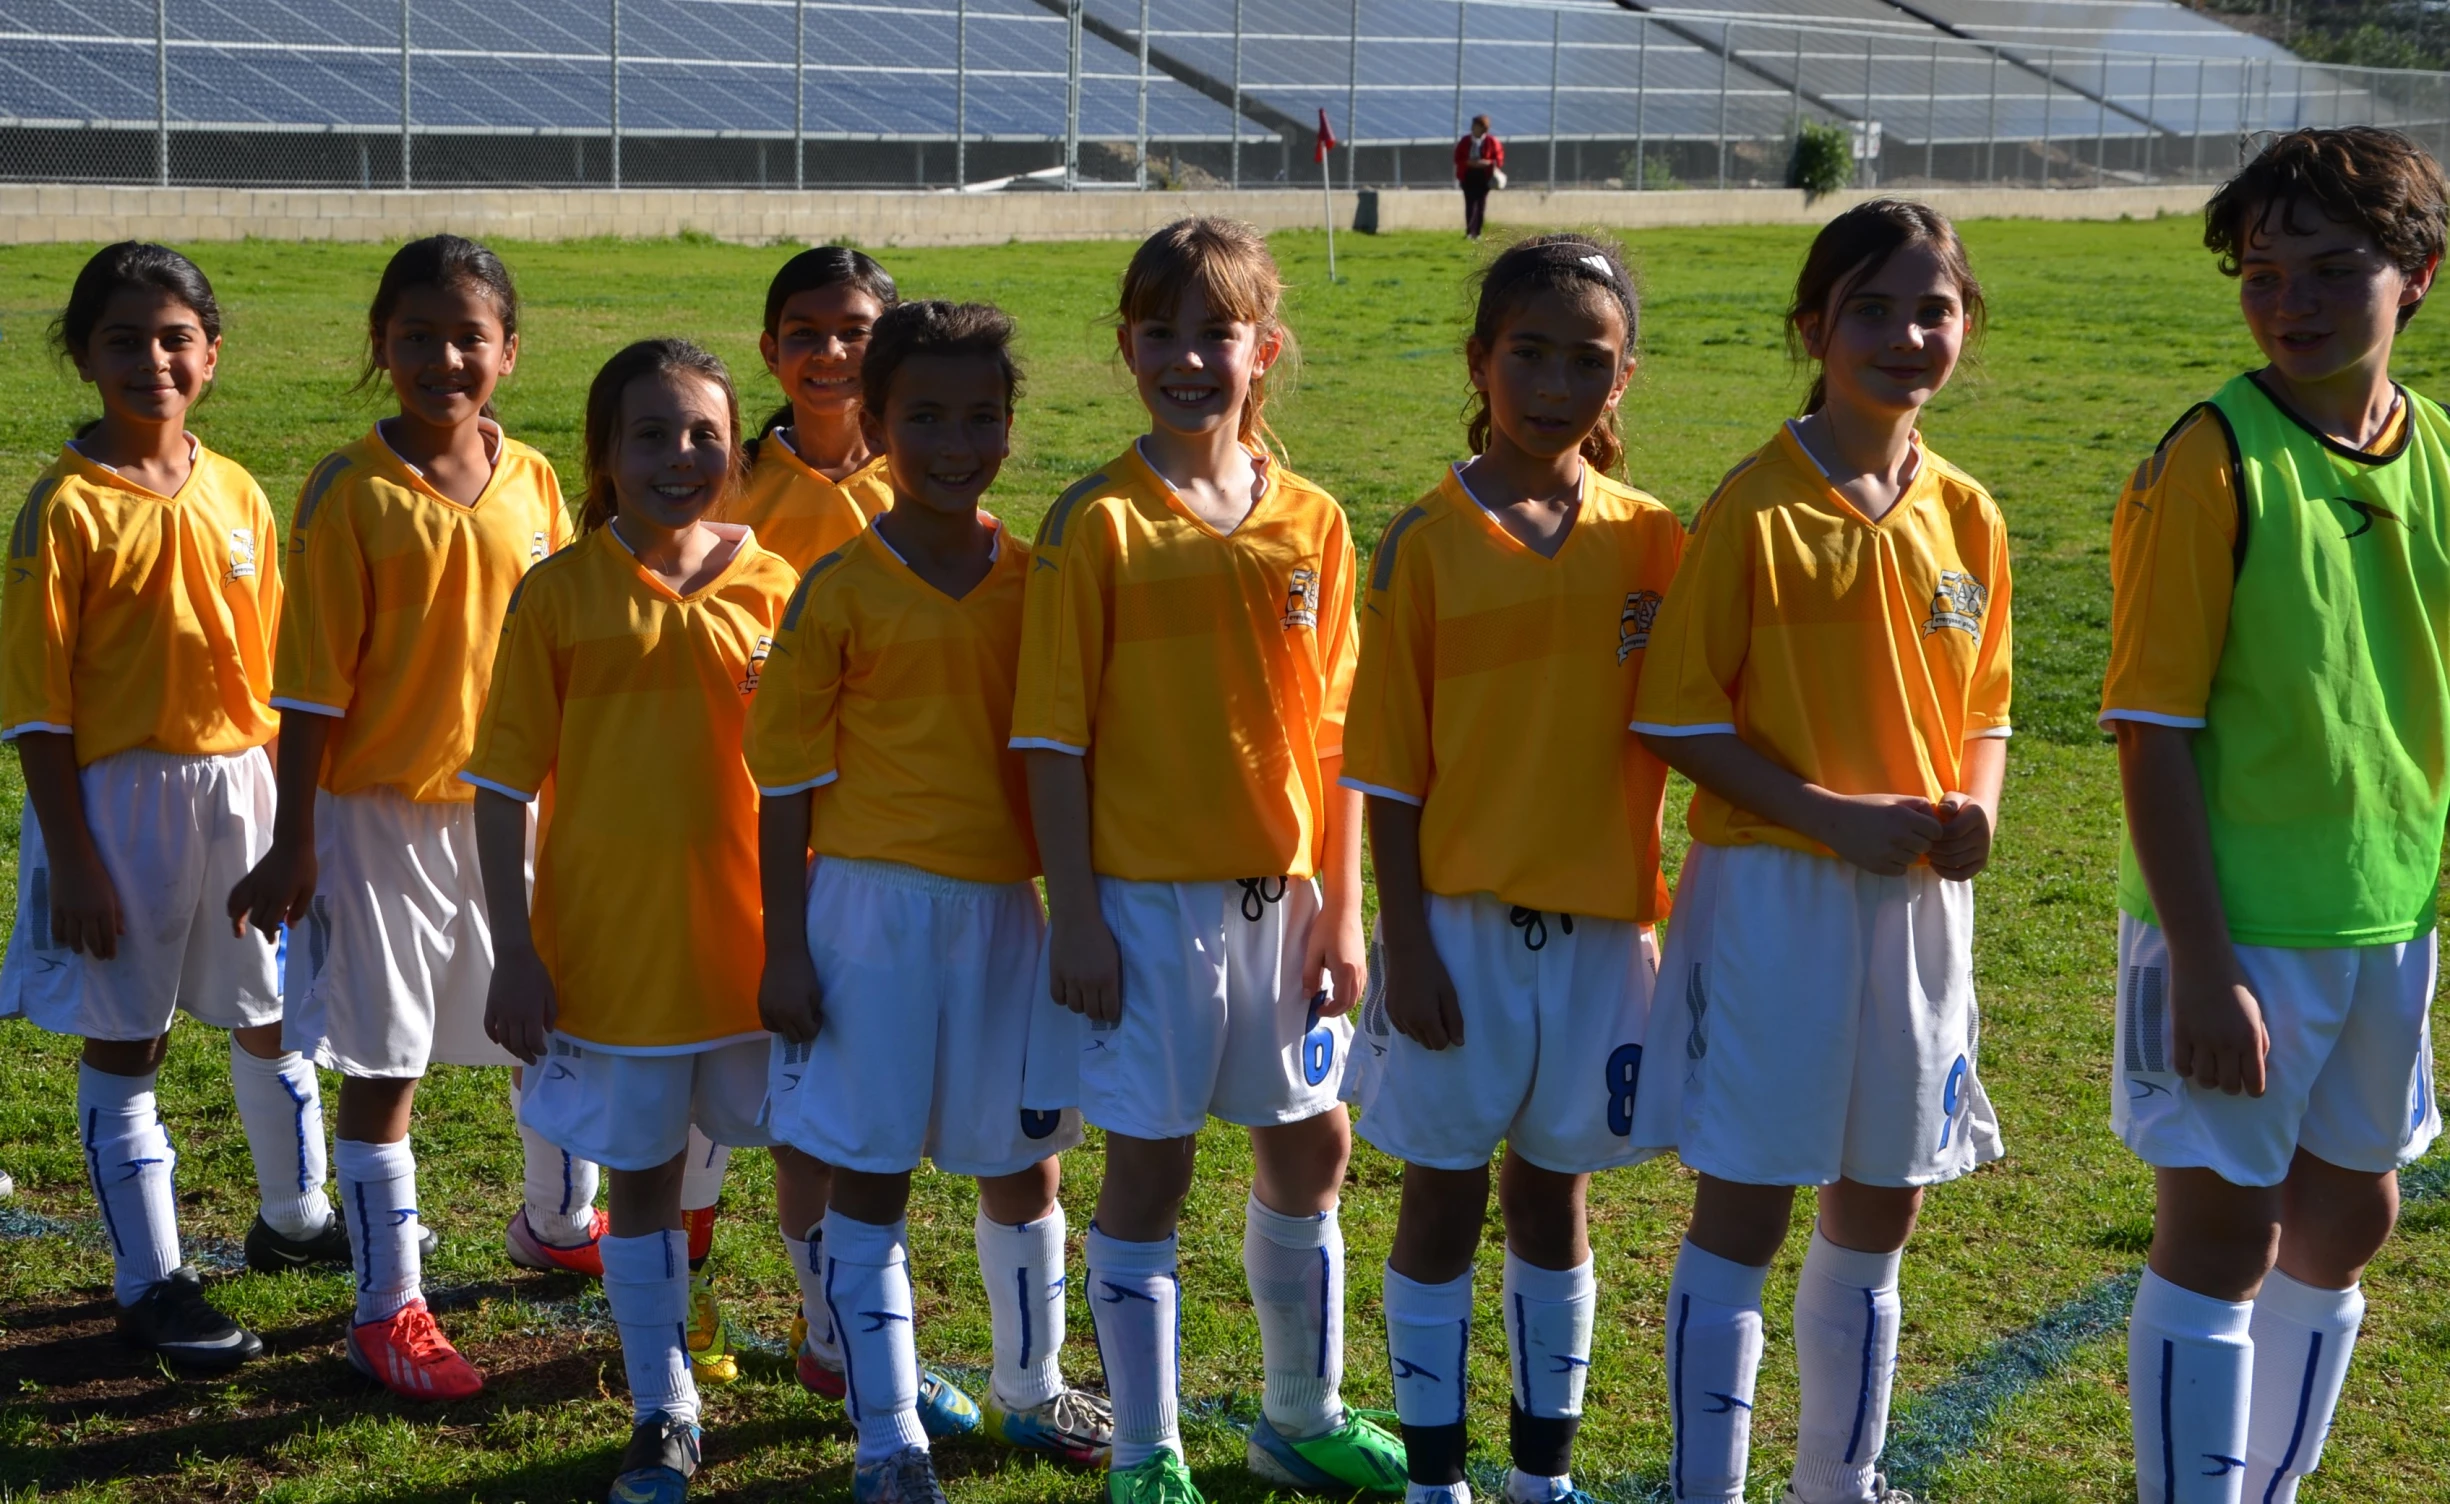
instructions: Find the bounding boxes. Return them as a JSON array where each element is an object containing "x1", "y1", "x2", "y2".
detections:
[
  {"x1": 2331, "y1": 63, "x2": 2344, "y2": 126},
  {"x1": 2040, "y1": 46, "x2": 2054, "y2": 188},
  {"x1": 2095, "y1": 53, "x2": 2109, "y2": 184},
  {"x1": 398, "y1": 0, "x2": 413, "y2": 187},
  {"x1": 1984, "y1": 45, "x2": 1998, "y2": 183},
  {"x1": 1924, "y1": 39, "x2": 1938, "y2": 182},
  {"x1": 1064, "y1": 0, "x2": 1082, "y2": 189},
  {"x1": 609, "y1": 0, "x2": 621, "y2": 191},
  {"x1": 796, "y1": 0, "x2": 808, "y2": 187},
  {"x1": 1232, "y1": 0, "x2": 1245, "y2": 188},
  {"x1": 2191, "y1": 57, "x2": 2205, "y2": 179},
  {"x1": 1632, "y1": 16, "x2": 1648, "y2": 190},
  {"x1": 1454, "y1": 1, "x2": 1467, "y2": 140},
  {"x1": 1547, "y1": 10, "x2": 1560, "y2": 189},
  {"x1": 1346, "y1": 0, "x2": 1361, "y2": 190},
  {"x1": 1135, "y1": 0, "x2": 1148, "y2": 188},
  {"x1": 1790, "y1": 28, "x2": 1804, "y2": 140},
  {"x1": 1863, "y1": 35, "x2": 1876, "y2": 188},
  {"x1": 2144, "y1": 55, "x2": 2157, "y2": 179},
  {"x1": 154, "y1": 0, "x2": 169, "y2": 187},
  {"x1": 1716, "y1": 21, "x2": 1732, "y2": 190}
]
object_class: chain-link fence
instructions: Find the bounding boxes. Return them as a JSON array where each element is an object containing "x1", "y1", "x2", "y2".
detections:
[{"x1": 3, "y1": 0, "x2": 2446, "y2": 191}]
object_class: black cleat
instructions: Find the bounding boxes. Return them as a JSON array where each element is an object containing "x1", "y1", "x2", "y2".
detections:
[
  {"x1": 244, "y1": 1211, "x2": 438, "y2": 1273},
  {"x1": 118, "y1": 1265, "x2": 263, "y2": 1371},
  {"x1": 609, "y1": 1411, "x2": 701, "y2": 1502}
]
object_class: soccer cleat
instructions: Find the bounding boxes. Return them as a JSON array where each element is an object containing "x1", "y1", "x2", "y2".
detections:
[
  {"x1": 790, "y1": 1313, "x2": 849, "y2": 1399},
  {"x1": 1245, "y1": 1408, "x2": 1408, "y2": 1494},
  {"x1": 117, "y1": 1266, "x2": 263, "y2": 1371},
  {"x1": 347, "y1": 1297, "x2": 484, "y2": 1401},
  {"x1": 917, "y1": 1368, "x2": 983, "y2": 1436},
  {"x1": 609, "y1": 1411, "x2": 700, "y2": 1504},
  {"x1": 1780, "y1": 1485, "x2": 1915, "y2": 1504},
  {"x1": 854, "y1": 1444, "x2": 950, "y2": 1504},
  {"x1": 984, "y1": 1384, "x2": 1115, "y2": 1466},
  {"x1": 505, "y1": 1205, "x2": 609, "y2": 1278},
  {"x1": 1109, "y1": 1448, "x2": 1205, "y2": 1504},
  {"x1": 1504, "y1": 1483, "x2": 1595, "y2": 1504},
  {"x1": 0, "y1": 1169, "x2": 13, "y2": 1198},
  {"x1": 245, "y1": 1210, "x2": 437, "y2": 1273},
  {"x1": 684, "y1": 1268, "x2": 739, "y2": 1385},
  {"x1": 1408, "y1": 1488, "x2": 1472, "y2": 1504}
]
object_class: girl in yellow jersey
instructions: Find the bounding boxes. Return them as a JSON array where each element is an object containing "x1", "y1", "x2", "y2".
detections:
[
  {"x1": 0, "y1": 244, "x2": 310, "y2": 1369},
  {"x1": 1629, "y1": 201, "x2": 2013, "y2": 1504},
  {"x1": 1014, "y1": 218, "x2": 1399, "y2": 1504},
  {"x1": 467, "y1": 340, "x2": 797, "y2": 1504},
  {"x1": 1344, "y1": 236, "x2": 1682, "y2": 1504},
  {"x1": 226, "y1": 235, "x2": 570, "y2": 1402}
]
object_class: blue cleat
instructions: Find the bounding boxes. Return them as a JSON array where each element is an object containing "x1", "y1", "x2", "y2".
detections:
[
  {"x1": 854, "y1": 1444, "x2": 950, "y2": 1504},
  {"x1": 607, "y1": 1412, "x2": 699, "y2": 1503},
  {"x1": 917, "y1": 1368, "x2": 982, "y2": 1437}
]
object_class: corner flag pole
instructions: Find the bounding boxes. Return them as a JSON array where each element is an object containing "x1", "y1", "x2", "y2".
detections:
[{"x1": 1315, "y1": 107, "x2": 1340, "y2": 283}]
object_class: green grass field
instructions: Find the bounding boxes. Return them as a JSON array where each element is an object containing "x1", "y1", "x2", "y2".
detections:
[{"x1": 0, "y1": 218, "x2": 2445, "y2": 1504}]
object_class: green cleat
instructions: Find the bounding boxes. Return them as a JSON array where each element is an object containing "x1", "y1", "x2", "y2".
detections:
[
  {"x1": 1109, "y1": 1448, "x2": 1205, "y2": 1504},
  {"x1": 1244, "y1": 1408, "x2": 1407, "y2": 1495}
]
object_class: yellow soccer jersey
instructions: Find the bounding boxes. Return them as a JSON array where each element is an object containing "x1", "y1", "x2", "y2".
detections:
[
  {"x1": 715, "y1": 434, "x2": 892, "y2": 574},
  {"x1": 1010, "y1": 442, "x2": 1358, "y2": 883},
  {"x1": 747, "y1": 520, "x2": 1037, "y2": 885},
  {"x1": 2, "y1": 441, "x2": 280, "y2": 765},
  {"x1": 1343, "y1": 466, "x2": 1684, "y2": 923},
  {"x1": 273, "y1": 423, "x2": 570, "y2": 804},
  {"x1": 462, "y1": 523, "x2": 796, "y2": 1052},
  {"x1": 1632, "y1": 423, "x2": 2014, "y2": 857}
]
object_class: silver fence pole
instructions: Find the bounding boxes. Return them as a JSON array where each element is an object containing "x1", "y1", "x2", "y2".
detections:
[
  {"x1": 2191, "y1": 57, "x2": 2205, "y2": 179},
  {"x1": 2094, "y1": 54, "x2": 2108, "y2": 184},
  {"x1": 1135, "y1": 0, "x2": 1148, "y2": 189},
  {"x1": 2330, "y1": 63, "x2": 2343, "y2": 127},
  {"x1": 955, "y1": 0, "x2": 969, "y2": 188},
  {"x1": 1984, "y1": 45, "x2": 1998, "y2": 183},
  {"x1": 2040, "y1": 46, "x2": 2053, "y2": 188},
  {"x1": 610, "y1": 0, "x2": 622, "y2": 190},
  {"x1": 1064, "y1": 0, "x2": 1082, "y2": 189},
  {"x1": 1547, "y1": 10, "x2": 1560, "y2": 188},
  {"x1": 399, "y1": 0, "x2": 413, "y2": 187},
  {"x1": 796, "y1": 0, "x2": 807, "y2": 187},
  {"x1": 1790, "y1": 28, "x2": 1804, "y2": 139},
  {"x1": 155, "y1": 0, "x2": 169, "y2": 187},
  {"x1": 2144, "y1": 55, "x2": 2157, "y2": 179},
  {"x1": 1232, "y1": 0, "x2": 1244, "y2": 188},
  {"x1": 1632, "y1": 16, "x2": 1648, "y2": 190},
  {"x1": 1346, "y1": 0, "x2": 1360, "y2": 190},
  {"x1": 1453, "y1": 0, "x2": 1466, "y2": 140},
  {"x1": 1716, "y1": 21, "x2": 1731, "y2": 190},
  {"x1": 1863, "y1": 35, "x2": 1875, "y2": 188},
  {"x1": 1925, "y1": 40, "x2": 1938, "y2": 182}
]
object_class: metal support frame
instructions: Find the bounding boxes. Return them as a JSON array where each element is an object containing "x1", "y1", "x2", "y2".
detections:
[
  {"x1": 957, "y1": 0, "x2": 970, "y2": 187},
  {"x1": 1632, "y1": 17, "x2": 1648, "y2": 191},
  {"x1": 1346, "y1": 0, "x2": 1361, "y2": 191},
  {"x1": 400, "y1": 0, "x2": 413, "y2": 188},
  {"x1": 1231, "y1": 0, "x2": 1244, "y2": 189},
  {"x1": 796, "y1": 0, "x2": 807, "y2": 188},
  {"x1": 609, "y1": 0, "x2": 622, "y2": 190},
  {"x1": 1716, "y1": 21, "x2": 1732, "y2": 190},
  {"x1": 1863, "y1": 36, "x2": 1876, "y2": 188},
  {"x1": 1453, "y1": 1, "x2": 1467, "y2": 140},
  {"x1": 1925, "y1": 41, "x2": 1939, "y2": 182},
  {"x1": 2040, "y1": 46, "x2": 2054, "y2": 188},
  {"x1": 2143, "y1": 56, "x2": 2157, "y2": 179},
  {"x1": 1984, "y1": 45, "x2": 1999, "y2": 183},
  {"x1": 1546, "y1": 10, "x2": 1560, "y2": 189},
  {"x1": 1135, "y1": 0, "x2": 1149, "y2": 188},
  {"x1": 155, "y1": 0, "x2": 170, "y2": 187},
  {"x1": 1063, "y1": 0, "x2": 1082, "y2": 189}
]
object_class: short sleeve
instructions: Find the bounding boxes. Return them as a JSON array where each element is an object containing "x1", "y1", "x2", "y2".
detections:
[
  {"x1": 1340, "y1": 507, "x2": 1436, "y2": 804},
  {"x1": 459, "y1": 569, "x2": 564, "y2": 801},
  {"x1": 2099, "y1": 411, "x2": 2239, "y2": 729},
  {"x1": 1965, "y1": 502, "x2": 2015, "y2": 737},
  {"x1": 0, "y1": 477, "x2": 80, "y2": 739},
  {"x1": 271, "y1": 461, "x2": 369, "y2": 718},
  {"x1": 745, "y1": 565, "x2": 848, "y2": 796},
  {"x1": 1630, "y1": 494, "x2": 1752, "y2": 736},
  {"x1": 1314, "y1": 505, "x2": 1360, "y2": 761},
  {"x1": 1009, "y1": 496, "x2": 1112, "y2": 755},
  {"x1": 246, "y1": 481, "x2": 283, "y2": 665},
  {"x1": 542, "y1": 462, "x2": 575, "y2": 552}
]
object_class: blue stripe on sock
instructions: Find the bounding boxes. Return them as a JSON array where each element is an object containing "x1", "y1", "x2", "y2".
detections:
[
  {"x1": 2262, "y1": 1331, "x2": 2323, "y2": 1504},
  {"x1": 2160, "y1": 1337, "x2": 2176, "y2": 1504},
  {"x1": 276, "y1": 1065, "x2": 316, "y2": 1193},
  {"x1": 1017, "y1": 1265, "x2": 1033, "y2": 1371},
  {"x1": 84, "y1": 1106, "x2": 125, "y2": 1258},
  {"x1": 1454, "y1": 1308, "x2": 1470, "y2": 1427},
  {"x1": 1670, "y1": 1292, "x2": 1689, "y2": 1500},
  {"x1": 1844, "y1": 1284, "x2": 1877, "y2": 1464},
  {"x1": 1316, "y1": 1245, "x2": 1330, "y2": 1379},
  {"x1": 352, "y1": 1177, "x2": 375, "y2": 1294},
  {"x1": 1514, "y1": 1292, "x2": 1531, "y2": 1410},
  {"x1": 824, "y1": 1246, "x2": 861, "y2": 1423},
  {"x1": 560, "y1": 1151, "x2": 576, "y2": 1219}
]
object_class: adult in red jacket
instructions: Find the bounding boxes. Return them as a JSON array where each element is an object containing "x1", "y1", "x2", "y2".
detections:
[{"x1": 1455, "y1": 115, "x2": 1503, "y2": 238}]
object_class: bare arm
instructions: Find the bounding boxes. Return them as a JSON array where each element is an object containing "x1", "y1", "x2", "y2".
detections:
[
  {"x1": 1928, "y1": 735, "x2": 2009, "y2": 882},
  {"x1": 473, "y1": 787, "x2": 555, "y2": 1064},
  {"x1": 1025, "y1": 748, "x2": 1120, "y2": 1022},
  {"x1": 2114, "y1": 720, "x2": 2266, "y2": 1096},
  {"x1": 1305, "y1": 767, "x2": 1368, "y2": 1017},
  {"x1": 16, "y1": 731, "x2": 120, "y2": 957},
  {"x1": 1366, "y1": 793, "x2": 1464, "y2": 1049},
  {"x1": 226, "y1": 710, "x2": 334, "y2": 938},
  {"x1": 756, "y1": 791, "x2": 820, "y2": 1043},
  {"x1": 1635, "y1": 730, "x2": 1942, "y2": 875}
]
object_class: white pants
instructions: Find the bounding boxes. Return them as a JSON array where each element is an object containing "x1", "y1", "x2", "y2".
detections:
[
  {"x1": 519, "y1": 1033, "x2": 774, "y2": 1172},
  {"x1": 1631, "y1": 841, "x2": 2002, "y2": 1187},
  {"x1": 1, "y1": 747, "x2": 280, "y2": 1041},
  {"x1": 2113, "y1": 914, "x2": 2440, "y2": 1186},
  {"x1": 767, "y1": 856, "x2": 1083, "y2": 1178},
  {"x1": 1355, "y1": 894, "x2": 1658, "y2": 1175}
]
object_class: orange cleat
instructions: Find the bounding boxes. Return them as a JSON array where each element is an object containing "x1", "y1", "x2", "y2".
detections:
[
  {"x1": 505, "y1": 1205, "x2": 610, "y2": 1278},
  {"x1": 347, "y1": 1298, "x2": 484, "y2": 1401}
]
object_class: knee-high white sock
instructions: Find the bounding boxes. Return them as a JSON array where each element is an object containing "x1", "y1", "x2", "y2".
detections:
[
  {"x1": 1086, "y1": 1224, "x2": 1181, "y2": 1469},
  {"x1": 823, "y1": 1209, "x2": 929, "y2": 1463},
  {"x1": 2243, "y1": 1270, "x2": 2364, "y2": 1504},
  {"x1": 1244, "y1": 1194, "x2": 1346, "y2": 1438},
  {"x1": 335, "y1": 1137, "x2": 422, "y2": 1324},
  {"x1": 602, "y1": 1228, "x2": 699, "y2": 1427},
  {"x1": 784, "y1": 1226, "x2": 843, "y2": 1367},
  {"x1": 1504, "y1": 1250, "x2": 1594, "y2": 1495},
  {"x1": 227, "y1": 1041, "x2": 333, "y2": 1240},
  {"x1": 977, "y1": 1205, "x2": 1068, "y2": 1411},
  {"x1": 510, "y1": 1078, "x2": 597, "y2": 1245},
  {"x1": 1790, "y1": 1229, "x2": 1904, "y2": 1504},
  {"x1": 680, "y1": 1126, "x2": 730, "y2": 1212},
  {"x1": 1665, "y1": 1240, "x2": 1769, "y2": 1504},
  {"x1": 78, "y1": 1064, "x2": 181, "y2": 1306},
  {"x1": 2129, "y1": 1268, "x2": 2254, "y2": 1504},
  {"x1": 1384, "y1": 1264, "x2": 1473, "y2": 1435}
]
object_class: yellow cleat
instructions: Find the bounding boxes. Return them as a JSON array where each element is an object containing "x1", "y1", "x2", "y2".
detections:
[{"x1": 685, "y1": 1268, "x2": 741, "y2": 1385}]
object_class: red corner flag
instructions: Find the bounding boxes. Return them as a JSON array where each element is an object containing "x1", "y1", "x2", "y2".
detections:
[{"x1": 1314, "y1": 107, "x2": 1339, "y2": 164}]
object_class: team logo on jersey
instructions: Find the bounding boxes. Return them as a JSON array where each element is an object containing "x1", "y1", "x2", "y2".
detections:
[
  {"x1": 1282, "y1": 565, "x2": 1321, "y2": 630},
  {"x1": 1922, "y1": 570, "x2": 1988, "y2": 640},
  {"x1": 530, "y1": 529, "x2": 549, "y2": 561},
  {"x1": 2329, "y1": 496, "x2": 2404, "y2": 540},
  {"x1": 1618, "y1": 590, "x2": 1661, "y2": 663},
  {"x1": 226, "y1": 528, "x2": 257, "y2": 581},
  {"x1": 738, "y1": 634, "x2": 773, "y2": 695}
]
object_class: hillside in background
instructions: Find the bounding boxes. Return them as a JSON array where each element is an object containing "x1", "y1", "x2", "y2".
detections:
[{"x1": 2203, "y1": 0, "x2": 2450, "y2": 71}]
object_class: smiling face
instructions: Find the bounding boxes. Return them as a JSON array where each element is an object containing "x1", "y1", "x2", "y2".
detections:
[
  {"x1": 1798, "y1": 242, "x2": 1968, "y2": 420},
  {"x1": 863, "y1": 353, "x2": 1012, "y2": 516},
  {"x1": 374, "y1": 280, "x2": 516, "y2": 428},
  {"x1": 611, "y1": 371, "x2": 736, "y2": 531},
  {"x1": 763, "y1": 283, "x2": 887, "y2": 429},
  {"x1": 2236, "y1": 201, "x2": 2435, "y2": 389},
  {"x1": 72, "y1": 286, "x2": 218, "y2": 428},
  {"x1": 1468, "y1": 288, "x2": 1632, "y2": 465},
  {"x1": 1118, "y1": 285, "x2": 1281, "y2": 445}
]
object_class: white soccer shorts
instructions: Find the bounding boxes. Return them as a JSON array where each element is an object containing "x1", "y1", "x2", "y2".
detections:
[
  {"x1": 1354, "y1": 894, "x2": 1658, "y2": 1175},
  {"x1": 2112, "y1": 914, "x2": 2441, "y2": 1187},
  {"x1": 281, "y1": 787, "x2": 517, "y2": 1078},
  {"x1": 1630, "y1": 840, "x2": 2003, "y2": 1188},
  {"x1": 1075, "y1": 874, "x2": 1351, "y2": 1141},
  {"x1": 0, "y1": 746, "x2": 280, "y2": 1041},
  {"x1": 518, "y1": 1032, "x2": 774, "y2": 1172},
  {"x1": 766, "y1": 856, "x2": 1083, "y2": 1178}
]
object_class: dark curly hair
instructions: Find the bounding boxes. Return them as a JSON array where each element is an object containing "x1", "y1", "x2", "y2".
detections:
[
  {"x1": 1464, "y1": 233, "x2": 1639, "y2": 473},
  {"x1": 2205, "y1": 127, "x2": 2449, "y2": 330},
  {"x1": 860, "y1": 299, "x2": 1022, "y2": 417}
]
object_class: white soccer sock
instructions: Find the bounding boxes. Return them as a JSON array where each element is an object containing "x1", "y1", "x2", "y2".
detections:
[
  {"x1": 334, "y1": 1137, "x2": 422, "y2": 1325},
  {"x1": 602, "y1": 1228, "x2": 699, "y2": 1427},
  {"x1": 2129, "y1": 1267, "x2": 2255, "y2": 1504},
  {"x1": 1384, "y1": 1264, "x2": 1473, "y2": 1435},
  {"x1": 784, "y1": 1227, "x2": 843, "y2": 1367},
  {"x1": 823, "y1": 1209, "x2": 930, "y2": 1463},
  {"x1": 77, "y1": 1064, "x2": 180, "y2": 1307},
  {"x1": 977, "y1": 1205, "x2": 1068, "y2": 1411},
  {"x1": 1505, "y1": 1251, "x2": 1595, "y2": 1423},
  {"x1": 510, "y1": 1078, "x2": 597, "y2": 1245},
  {"x1": 2243, "y1": 1270, "x2": 2364, "y2": 1504},
  {"x1": 680, "y1": 1126, "x2": 730, "y2": 1213},
  {"x1": 1664, "y1": 1239, "x2": 1769, "y2": 1504},
  {"x1": 1790, "y1": 1229, "x2": 1904, "y2": 1504},
  {"x1": 1244, "y1": 1194, "x2": 1346, "y2": 1438},
  {"x1": 1085, "y1": 1224, "x2": 1182, "y2": 1469},
  {"x1": 227, "y1": 1041, "x2": 333, "y2": 1240}
]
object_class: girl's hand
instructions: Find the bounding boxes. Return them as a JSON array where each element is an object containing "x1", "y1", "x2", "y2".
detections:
[
  {"x1": 760, "y1": 944, "x2": 823, "y2": 1043},
  {"x1": 227, "y1": 838, "x2": 317, "y2": 942},
  {"x1": 1927, "y1": 792, "x2": 1996, "y2": 881},
  {"x1": 1304, "y1": 900, "x2": 1368, "y2": 1019},
  {"x1": 1815, "y1": 793, "x2": 1944, "y2": 875},
  {"x1": 2170, "y1": 949, "x2": 2270, "y2": 1097},
  {"x1": 1048, "y1": 912, "x2": 1123, "y2": 1024},
  {"x1": 1380, "y1": 925, "x2": 1463, "y2": 1050},
  {"x1": 484, "y1": 943, "x2": 558, "y2": 1065},
  {"x1": 49, "y1": 840, "x2": 125, "y2": 959}
]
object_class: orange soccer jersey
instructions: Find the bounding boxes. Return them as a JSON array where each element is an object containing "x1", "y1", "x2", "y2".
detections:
[
  {"x1": 714, "y1": 433, "x2": 892, "y2": 574},
  {"x1": 1009, "y1": 442, "x2": 1357, "y2": 883},
  {"x1": 462, "y1": 523, "x2": 796, "y2": 1052},
  {"x1": 1632, "y1": 423, "x2": 2014, "y2": 856},
  {"x1": 2, "y1": 441, "x2": 280, "y2": 765},
  {"x1": 1343, "y1": 466, "x2": 1683, "y2": 923},
  {"x1": 272, "y1": 423, "x2": 570, "y2": 804},
  {"x1": 748, "y1": 520, "x2": 1038, "y2": 886}
]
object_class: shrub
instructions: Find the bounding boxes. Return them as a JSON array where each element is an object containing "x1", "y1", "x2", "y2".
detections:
[{"x1": 1789, "y1": 121, "x2": 1853, "y2": 199}]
